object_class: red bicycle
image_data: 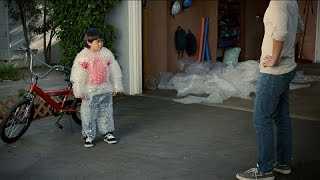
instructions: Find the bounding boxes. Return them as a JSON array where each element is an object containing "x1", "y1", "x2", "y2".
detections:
[{"x1": 0, "y1": 48, "x2": 81, "y2": 143}]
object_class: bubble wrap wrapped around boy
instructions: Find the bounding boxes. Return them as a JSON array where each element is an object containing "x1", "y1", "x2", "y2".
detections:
[{"x1": 70, "y1": 47, "x2": 123, "y2": 142}]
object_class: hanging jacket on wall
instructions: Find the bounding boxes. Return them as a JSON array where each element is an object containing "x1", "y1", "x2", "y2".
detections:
[
  {"x1": 174, "y1": 26, "x2": 186, "y2": 58},
  {"x1": 185, "y1": 29, "x2": 197, "y2": 56}
]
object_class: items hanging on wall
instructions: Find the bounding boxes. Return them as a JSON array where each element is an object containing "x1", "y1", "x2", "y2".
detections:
[
  {"x1": 171, "y1": 0, "x2": 193, "y2": 17},
  {"x1": 171, "y1": 0, "x2": 182, "y2": 17},
  {"x1": 182, "y1": 0, "x2": 192, "y2": 10},
  {"x1": 197, "y1": 17, "x2": 205, "y2": 62},
  {"x1": 185, "y1": 30, "x2": 197, "y2": 56},
  {"x1": 197, "y1": 17, "x2": 212, "y2": 62},
  {"x1": 175, "y1": 26, "x2": 197, "y2": 58},
  {"x1": 175, "y1": 26, "x2": 187, "y2": 58},
  {"x1": 203, "y1": 17, "x2": 212, "y2": 62}
]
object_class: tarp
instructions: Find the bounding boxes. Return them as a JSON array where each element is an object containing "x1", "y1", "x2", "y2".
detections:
[{"x1": 158, "y1": 59, "x2": 320, "y2": 104}]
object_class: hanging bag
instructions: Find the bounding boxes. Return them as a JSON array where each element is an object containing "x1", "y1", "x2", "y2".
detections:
[
  {"x1": 185, "y1": 29, "x2": 197, "y2": 56},
  {"x1": 174, "y1": 26, "x2": 186, "y2": 58}
]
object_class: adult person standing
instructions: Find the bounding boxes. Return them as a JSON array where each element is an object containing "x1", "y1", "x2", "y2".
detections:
[{"x1": 236, "y1": 0, "x2": 304, "y2": 179}]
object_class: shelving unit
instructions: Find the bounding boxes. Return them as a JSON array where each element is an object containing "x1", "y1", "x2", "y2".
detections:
[{"x1": 217, "y1": 0, "x2": 241, "y2": 48}]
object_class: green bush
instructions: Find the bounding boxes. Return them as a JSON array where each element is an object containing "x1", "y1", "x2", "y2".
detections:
[
  {"x1": 51, "y1": 0, "x2": 120, "y2": 66},
  {"x1": 0, "y1": 63, "x2": 20, "y2": 81}
]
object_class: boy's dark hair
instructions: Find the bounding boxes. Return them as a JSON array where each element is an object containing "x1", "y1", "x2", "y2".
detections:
[{"x1": 84, "y1": 28, "x2": 101, "y2": 48}]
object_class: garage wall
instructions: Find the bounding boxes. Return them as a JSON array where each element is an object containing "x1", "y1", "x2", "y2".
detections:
[
  {"x1": 143, "y1": 0, "x2": 218, "y2": 89},
  {"x1": 298, "y1": 0, "x2": 317, "y2": 62},
  {"x1": 243, "y1": 0, "x2": 317, "y2": 63},
  {"x1": 243, "y1": 0, "x2": 269, "y2": 60},
  {"x1": 167, "y1": 0, "x2": 218, "y2": 72},
  {"x1": 143, "y1": 1, "x2": 168, "y2": 89}
]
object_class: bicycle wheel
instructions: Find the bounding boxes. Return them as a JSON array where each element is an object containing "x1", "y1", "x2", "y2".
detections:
[
  {"x1": 65, "y1": 99, "x2": 82, "y2": 125},
  {"x1": 71, "y1": 112, "x2": 81, "y2": 125},
  {"x1": 0, "y1": 100, "x2": 34, "y2": 143}
]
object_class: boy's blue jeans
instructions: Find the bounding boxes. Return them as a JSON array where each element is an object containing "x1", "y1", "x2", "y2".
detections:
[{"x1": 254, "y1": 70, "x2": 296, "y2": 173}]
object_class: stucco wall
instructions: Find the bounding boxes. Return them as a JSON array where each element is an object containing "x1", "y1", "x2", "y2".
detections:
[{"x1": 107, "y1": 1, "x2": 130, "y2": 94}]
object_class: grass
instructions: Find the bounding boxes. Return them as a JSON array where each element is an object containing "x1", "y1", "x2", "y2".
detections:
[{"x1": 0, "y1": 63, "x2": 20, "y2": 81}]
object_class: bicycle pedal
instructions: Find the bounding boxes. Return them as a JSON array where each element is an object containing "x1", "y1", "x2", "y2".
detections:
[{"x1": 55, "y1": 122, "x2": 63, "y2": 129}]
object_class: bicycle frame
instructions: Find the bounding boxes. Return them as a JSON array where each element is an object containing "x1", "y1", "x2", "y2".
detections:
[
  {"x1": 28, "y1": 81, "x2": 77, "y2": 114},
  {"x1": 17, "y1": 47, "x2": 78, "y2": 114},
  {"x1": 0, "y1": 48, "x2": 82, "y2": 144}
]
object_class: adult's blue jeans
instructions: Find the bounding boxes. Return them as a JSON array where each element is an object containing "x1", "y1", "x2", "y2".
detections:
[{"x1": 254, "y1": 70, "x2": 296, "y2": 173}]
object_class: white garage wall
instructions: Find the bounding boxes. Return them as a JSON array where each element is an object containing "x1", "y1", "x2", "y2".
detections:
[
  {"x1": 107, "y1": 1, "x2": 142, "y2": 95},
  {"x1": 107, "y1": 1, "x2": 130, "y2": 94}
]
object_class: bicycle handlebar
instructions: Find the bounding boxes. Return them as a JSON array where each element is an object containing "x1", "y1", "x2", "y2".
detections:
[
  {"x1": 54, "y1": 65, "x2": 71, "y2": 75},
  {"x1": 17, "y1": 48, "x2": 70, "y2": 79}
]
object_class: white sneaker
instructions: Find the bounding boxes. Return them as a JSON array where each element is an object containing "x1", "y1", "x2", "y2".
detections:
[
  {"x1": 84, "y1": 138, "x2": 94, "y2": 148},
  {"x1": 104, "y1": 133, "x2": 118, "y2": 144},
  {"x1": 273, "y1": 164, "x2": 291, "y2": 175}
]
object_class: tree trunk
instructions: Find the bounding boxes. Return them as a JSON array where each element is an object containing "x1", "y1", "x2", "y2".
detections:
[
  {"x1": 43, "y1": 0, "x2": 48, "y2": 64},
  {"x1": 47, "y1": 29, "x2": 55, "y2": 64},
  {"x1": 17, "y1": 3, "x2": 31, "y2": 62}
]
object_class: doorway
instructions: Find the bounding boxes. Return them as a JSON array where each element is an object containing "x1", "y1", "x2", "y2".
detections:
[{"x1": 216, "y1": 0, "x2": 269, "y2": 61}]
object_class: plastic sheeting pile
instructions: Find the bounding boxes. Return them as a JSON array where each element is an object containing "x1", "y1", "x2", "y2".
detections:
[
  {"x1": 158, "y1": 60, "x2": 259, "y2": 104},
  {"x1": 290, "y1": 71, "x2": 320, "y2": 90},
  {"x1": 158, "y1": 59, "x2": 320, "y2": 104}
]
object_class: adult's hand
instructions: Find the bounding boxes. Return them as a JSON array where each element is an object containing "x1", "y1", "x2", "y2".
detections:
[{"x1": 262, "y1": 55, "x2": 278, "y2": 67}]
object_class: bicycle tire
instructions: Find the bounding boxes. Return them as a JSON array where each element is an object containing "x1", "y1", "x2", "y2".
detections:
[
  {"x1": 65, "y1": 99, "x2": 82, "y2": 126},
  {"x1": 71, "y1": 112, "x2": 81, "y2": 126},
  {"x1": 0, "y1": 100, "x2": 34, "y2": 143}
]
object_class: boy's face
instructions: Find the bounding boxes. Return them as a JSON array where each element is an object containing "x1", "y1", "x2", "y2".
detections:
[{"x1": 88, "y1": 39, "x2": 103, "y2": 52}]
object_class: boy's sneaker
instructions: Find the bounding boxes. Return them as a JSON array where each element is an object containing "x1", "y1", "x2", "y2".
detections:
[
  {"x1": 84, "y1": 138, "x2": 94, "y2": 148},
  {"x1": 273, "y1": 164, "x2": 291, "y2": 175},
  {"x1": 236, "y1": 168, "x2": 275, "y2": 180},
  {"x1": 104, "y1": 133, "x2": 118, "y2": 144}
]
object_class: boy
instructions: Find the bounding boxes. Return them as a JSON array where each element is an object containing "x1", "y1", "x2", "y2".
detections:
[{"x1": 70, "y1": 28, "x2": 123, "y2": 148}]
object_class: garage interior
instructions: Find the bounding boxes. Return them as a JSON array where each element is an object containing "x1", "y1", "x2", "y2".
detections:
[{"x1": 142, "y1": 0, "x2": 320, "y2": 121}]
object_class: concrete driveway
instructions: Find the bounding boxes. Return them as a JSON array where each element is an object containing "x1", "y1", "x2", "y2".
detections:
[{"x1": 0, "y1": 95, "x2": 319, "y2": 180}]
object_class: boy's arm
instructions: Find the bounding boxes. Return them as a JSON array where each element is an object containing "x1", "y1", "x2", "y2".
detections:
[
  {"x1": 108, "y1": 53, "x2": 124, "y2": 93},
  {"x1": 70, "y1": 54, "x2": 88, "y2": 98}
]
